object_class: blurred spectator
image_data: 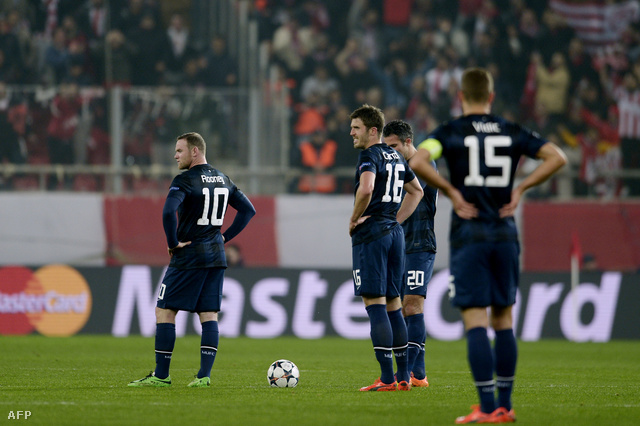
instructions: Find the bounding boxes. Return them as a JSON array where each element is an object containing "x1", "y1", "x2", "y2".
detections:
[
  {"x1": 496, "y1": 24, "x2": 530, "y2": 100},
  {"x1": 487, "y1": 61, "x2": 516, "y2": 112},
  {"x1": 469, "y1": 27, "x2": 496, "y2": 67},
  {"x1": 46, "y1": 82, "x2": 81, "y2": 165},
  {"x1": 127, "y1": 13, "x2": 168, "y2": 86},
  {"x1": 577, "y1": 78, "x2": 608, "y2": 120},
  {"x1": 164, "y1": 13, "x2": 196, "y2": 85},
  {"x1": 0, "y1": 82, "x2": 27, "y2": 164},
  {"x1": 379, "y1": 56, "x2": 412, "y2": 109},
  {"x1": 105, "y1": 30, "x2": 133, "y2": 85},
  {"x1": 557, "y1": 103, "x2": 589, "y2": 196},
  {"x1": 75, "y1": 0, "x2": 108, "y2": 82},
  {"x1": 181, "y1": 56, "x2": 204, "y2": 87},
  {"x1": 465, "y1": 0, "x2": 498, "y2": 50},
  {"x1": 86, "y1": 97, "x2": 109, "y2": 165},
  {"x1": 301, "y1": 0, "x2": 331, "y2": 33},
  {"x1": 272, "y1": 10, "x2": 315, "y2": 79},
  {"x1": 43, "y1": 27, "x2": 69, "y2": 84},
  {"x1": 293, "y1": 92, "x2": 327, "y2": 144},
  {"x1": 407, "y1": 100, "x2": 437, "y2": 144},
  {"x1": 349, "y1": 6, "x2": 385, "y2": 62},
  {"x1": 578, "y1": 126, "x2": 621, "y2": 199},
  {"x1": 0, "y1": 15, "x2": 23, "y2": 83},
  {"x1": 307, "y1": 32, "x2": 337, "y2": 69},
  {"x1": 295, "y1": 127, "x2": 337, "y2": 194},
  {"x1": 4, "y1": 7, "x2": 34, "y2": 80},
  {"x1": 67, "y1": 53, "x2": 91, "y2": 86},
  {"x1": 200, "y1": 33, "x2": 238, "y2": 87},
  {"x1": 300, "y1": 63, "x2": 339, "y2": 104},
  {"x1": 114, "y1": 0, "x2": 161, "y2": 35},
  {"x1": 566, "y1": 37, "x2": 598, "y2": 96},
  {"x1": 534, "y1": 51, "x2": 570, "y2": 127},
  {"x1": 610, "y1": 70, "x2": 640, "y2": 196},
  {"x1": 0, "y1": 48, "x2": 16, "y2": 83},
  {"x1": 425, "y1": 53, "x2": 462, "y2": 121},
  {"x1": 536, "y1": 8, "x2": 574, "y2": 65},
  {"x1": 381, "y1": 0, "x2": 414, "y2": 39},
  {"x1": 334, "y1": 37, "x2": 377, "y2": 108},
  {"x1": 433, "y1": 16, "x2": 469, "y2": 58},
  {"x1": 61, "y1": 15, "x2": 91, "y2": 84},
  {"x1": 122, "y1": 97, "x2": 153, "y2": 165}
]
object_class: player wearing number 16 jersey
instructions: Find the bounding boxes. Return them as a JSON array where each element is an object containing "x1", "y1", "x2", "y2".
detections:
[
  {"x1": 348, "y1": 104, "x2": 423, "y2": 392},
  {"x1": 129, "y1": 132, "x2": 255, "y2": 389},
  {"x1": 409, "y1": 68, "x2": 567, "y2": 423}
]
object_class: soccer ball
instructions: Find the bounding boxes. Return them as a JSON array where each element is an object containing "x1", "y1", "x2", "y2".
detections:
[{"x1": 267, "y1": 359, "x2": 299, "y2": 388}]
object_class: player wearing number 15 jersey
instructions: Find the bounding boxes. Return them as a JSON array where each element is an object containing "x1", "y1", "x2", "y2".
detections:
[
  {"x1": 129, "y1": 132, "x2": 255, "y2": 389},
  {"x1": 409, "y1": 68, "x2": 567, "y2": 423},
  {"x1": 348, "y1": 104, "x2": 423, "y2": 392}
]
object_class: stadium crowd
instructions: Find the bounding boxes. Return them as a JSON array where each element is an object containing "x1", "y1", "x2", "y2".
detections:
[{"x1": 0, "y1": 0, "x2": 639, "y2": 198}]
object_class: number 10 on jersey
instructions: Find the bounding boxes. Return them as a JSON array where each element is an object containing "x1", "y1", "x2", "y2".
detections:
[{"x1": 197, "y1": 187, "x2": 229, "y2": 226}]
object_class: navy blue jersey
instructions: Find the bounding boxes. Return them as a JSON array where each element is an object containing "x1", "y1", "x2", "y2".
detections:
[
  {"x1": 166, "y1": 164, "x2": 248, "y2": 269},
  {"x1": 427, "y1": 114, "x2": 546, "y2": 248},
  {"x1": 352, "y1": 143, "x2": 416, "y2": 246},
  {"x1": 402, "y1": 162, "x2": 437, "y2": 254}
]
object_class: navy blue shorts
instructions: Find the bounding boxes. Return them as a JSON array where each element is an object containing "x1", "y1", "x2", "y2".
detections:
[
  {"x1": 449, "y1": 241, "x2": 519, "y2": 309},
  {"x1": 401, "y1": 251, "x2": 435, "y2": 298},
  {"x1": 352, "y1": 225, "x2": 405, "y2": 298},
  {"x1": 157, "y1": 267, "x2": 225, "y2": 313}
]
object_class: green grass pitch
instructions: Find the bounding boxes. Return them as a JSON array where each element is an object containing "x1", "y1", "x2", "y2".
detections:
[{"x1": 0, "y1": 336, "x2": 638, "y2": 425}]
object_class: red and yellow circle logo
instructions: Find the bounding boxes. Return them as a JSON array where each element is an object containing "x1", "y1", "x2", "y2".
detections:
[{"x1": 0, "y1": 265, "x2": 92, "y2": 336}]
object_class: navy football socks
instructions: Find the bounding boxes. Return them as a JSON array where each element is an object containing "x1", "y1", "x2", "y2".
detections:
[
  {"x1": 495, "y1": 329, "x2": 517, "y2": 411},
  {"x1": 198, "y1": 321, "x2": 219, "y2": 379},
  {"x1": 154, "y1": 322, "x2": 176, "y2": 379},
  {"x1": 388, "y1": 308, "x2": 410, "y2": 383},
  {"x1": 365, "y1": 304, "x2": 395, "y2": 384},
  {"x1": 405, "y1": 313, "x2": 426, "y2": 379},
  {"x1": 466, "y1": 327, "x2": 496, "y2": 413}
]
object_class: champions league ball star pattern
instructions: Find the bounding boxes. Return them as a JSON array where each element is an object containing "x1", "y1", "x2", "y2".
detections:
[{"x1": 267, "y1": 359, "x2": 299, "y2": 388}]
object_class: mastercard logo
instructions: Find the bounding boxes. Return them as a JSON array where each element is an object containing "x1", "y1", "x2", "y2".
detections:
[{"x1": 0, "y1": 265, "x2": 92, "y2": 336}]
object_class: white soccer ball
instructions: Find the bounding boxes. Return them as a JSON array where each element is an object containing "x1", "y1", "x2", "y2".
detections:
[{"x1": 267, "y1": 359, "x2": 299, "y2": 388}]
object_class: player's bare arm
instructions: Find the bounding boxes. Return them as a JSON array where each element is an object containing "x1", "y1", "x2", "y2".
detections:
[
  {"x1": 349, "y1": 170, "x2": 374, "y2": 235},
  {"x1": 500, "y1": 142, "x2": 567, "y2": 218},
  {"x1": 396, "y1": 176, "x2": 423, "y2": 224},
  {"x1": 409, "y1": 147, "x2": 478, "y2": 220}
]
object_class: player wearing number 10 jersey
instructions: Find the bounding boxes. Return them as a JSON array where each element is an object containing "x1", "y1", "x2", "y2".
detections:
[
  {"x1": 409, "y1": 68, "x2": 567, "y2": 423},
  {"x1": 348, "y1": 104, "x2": 423, "y2": 392},
  {"x1": 129, "y1": 132, "x2": 255, "y2": 389}
]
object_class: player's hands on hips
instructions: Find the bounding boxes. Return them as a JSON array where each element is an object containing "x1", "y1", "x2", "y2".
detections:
[
  {"x1": 499, "y1": 188, "x2": 523, "y2": 218},
  {"x1": 450, "y1": 190, "x2": 478, "y2": 220},
  {"x1": 349, "y1": 216, "x2": 370, "y2": 236},
  {"x1": 168, "y1": 241, "x2": 191, "y2": 257}
]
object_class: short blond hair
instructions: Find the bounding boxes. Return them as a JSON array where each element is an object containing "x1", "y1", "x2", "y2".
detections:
[
  {"x1": 461, "y1": 68, "x2": 494, "y2": 104},
  {"x1": 177, "y1": 132, "x2": 206, "y2": 156}
]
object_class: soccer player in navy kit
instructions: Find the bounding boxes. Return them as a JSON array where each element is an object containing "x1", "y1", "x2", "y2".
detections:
[
  {"x1": 409, "y1": 68, "x2": 567, "y2": 422},
  {"x1": 129, "y1": 132, "x2": 256, "y2": 388},
  {"x1": 349, "y1": 105, "x2": 423, "y2": 392},
  {"x1": 383, "y1": 119, "x2": 437, "y2": 388}
]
